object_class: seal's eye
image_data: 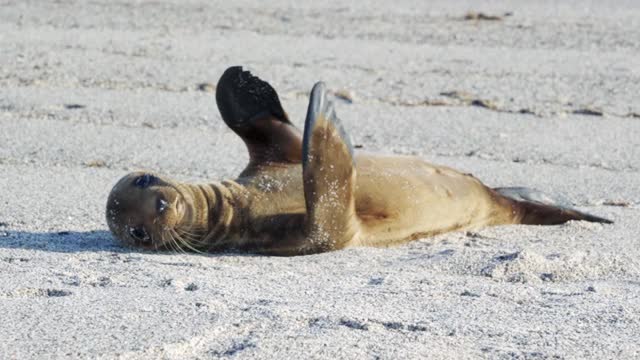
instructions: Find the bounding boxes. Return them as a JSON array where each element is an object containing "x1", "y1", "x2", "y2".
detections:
[
  {"x1": 134, "y1": 174, "x2": 157, "y2": 188},
  {"x1": 128, "y1": 226, "x2": 150, "y2": 243},
  {"x1": 157, "y1": 198, "x2": 168, "y2": 213}
]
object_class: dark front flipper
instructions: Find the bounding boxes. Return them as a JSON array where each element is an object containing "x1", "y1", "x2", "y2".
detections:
[
  {"x1": 302, "y1": 82, "x2": 360, "y2": 252},
  {"x1": 216, "y1": 66, "x2": 303, "y2": 172},
  {"x1": 495, "y1": 187, "x2": 613, "y2": 224}
]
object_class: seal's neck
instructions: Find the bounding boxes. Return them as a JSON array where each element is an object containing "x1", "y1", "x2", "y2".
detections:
[{"x1": 175, "y1": 181, "x2": 245, "y2": 250}]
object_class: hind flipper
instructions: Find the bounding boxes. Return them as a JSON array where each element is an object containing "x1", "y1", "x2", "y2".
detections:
[
  {"x1": 216, "y1": 66, "x2": 303, "y2": 172},
  {"x1": 495, "y1": 187, "x2": 613, "y2": 224},
  {"x1": 302, "y1": 82, "x2": 359, "y2": 251}
]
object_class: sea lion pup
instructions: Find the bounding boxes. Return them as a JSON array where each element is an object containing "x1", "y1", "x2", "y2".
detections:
[{"x1": 106, "y1": 66, "x2": 612, "y2": 255}]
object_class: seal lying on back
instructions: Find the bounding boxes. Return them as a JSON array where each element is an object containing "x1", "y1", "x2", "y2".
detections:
[{"x1": 106, "y1": 66, "x2": 611, "y2": 256}]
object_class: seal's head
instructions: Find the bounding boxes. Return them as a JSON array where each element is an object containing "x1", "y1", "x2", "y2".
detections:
[{"x1": 106, "y1": 171, "x2": 185, "y2": 249}]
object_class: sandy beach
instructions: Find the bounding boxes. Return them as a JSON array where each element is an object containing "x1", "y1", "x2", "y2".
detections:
[{"x1": 1, "y1": 0, "x2": 639, "y2": 358}]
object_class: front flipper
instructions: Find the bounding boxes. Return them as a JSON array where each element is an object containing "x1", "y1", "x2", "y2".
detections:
[
  {"x1": 216, "y1": 66, "x2": 303, "y2": 172},
  {"x1": 302, "y1": 82, "x2": 360, "y2": 252}
]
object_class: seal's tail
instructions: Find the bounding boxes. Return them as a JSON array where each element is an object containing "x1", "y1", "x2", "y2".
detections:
[{"x1": 494, "y1": 187, "x2": 613, "y2": 225}]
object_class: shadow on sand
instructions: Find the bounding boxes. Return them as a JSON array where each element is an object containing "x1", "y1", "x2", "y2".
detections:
[
  {"x1": 0, "y1": 230, "x2": 262, "y2": 258},
  {"x1": 0, "y1": 230, "x2": 128, "y2": 253}
]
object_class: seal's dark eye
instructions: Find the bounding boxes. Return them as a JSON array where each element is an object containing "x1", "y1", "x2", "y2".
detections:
[
  {"x1": 134, "y1": 174, "x2": 157, "y2": 188},
  {"x1": 128, "y1": 226, "x2": 150, "y2": 243},
  {"x1": 157, "y1": 198, "x2": 168, "y2": 213}
]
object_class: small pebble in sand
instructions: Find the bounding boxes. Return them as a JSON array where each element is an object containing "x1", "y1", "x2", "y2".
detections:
[
  {"x1": 332, "y1": 89, "x2": 355, "y2": 104},
  {"x1": 471, "y1": 99, "x2": 499, "y2": 110},
  {"x1": 84, "y1": 160, "x2": 107, "y2": 168},
  {"x1": 440, "y1": 90, "x2": 474, "y2": 102},
  {"x1": 197, "y1": 82, "x2": 216, "y2": 92},
  {"x1": 185, "y1": 283, "x2": 199, "y2": 291},
  {"x1": 460, "y1": 290, "x2": 480, "y2": 297},
  {"x1": 64, "y1": 104, "x2": 86, "y2": 110},
  {"x1": 573, "y1": 108, "x2": 604, "y2": 116},
  {"x1": 603, "y1": 200, "x2": 630, "y2": 207},
  {"x1": 463, "y1": 12, "x2": 505, "y2": 21}
]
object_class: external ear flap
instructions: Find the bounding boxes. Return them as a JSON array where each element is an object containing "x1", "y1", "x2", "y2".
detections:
[{"x1": 216, "y1": 66, "x2": 303, "y2": 171}]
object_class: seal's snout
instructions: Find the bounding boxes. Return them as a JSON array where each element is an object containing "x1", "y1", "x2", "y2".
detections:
[
  {"x1": 139, "y1": 238, "x2": 153, "y2": 246},
  {"x1": 128, "y1": 226, "x2": 152, "y2": 246}
]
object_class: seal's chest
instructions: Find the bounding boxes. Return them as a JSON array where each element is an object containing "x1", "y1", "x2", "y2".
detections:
[{"x1": 244, "y1": 170, "x2": 306, "y2": 217}]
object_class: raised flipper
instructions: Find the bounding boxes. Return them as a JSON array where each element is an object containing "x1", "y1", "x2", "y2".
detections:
[
  {"x1": 495, "y1": 187, "x2": 613, "y2": 224},
  {"x1": 215, "y1": 66, "x2": 303, "y2": 172},
  {"x1": 302, "y1": 82, "x2": 360, "y2": 252}
]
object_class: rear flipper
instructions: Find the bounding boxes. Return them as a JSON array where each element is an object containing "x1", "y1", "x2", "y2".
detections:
[{"x1": 495, "y1": 187, "x2": 613, "y2": 225}]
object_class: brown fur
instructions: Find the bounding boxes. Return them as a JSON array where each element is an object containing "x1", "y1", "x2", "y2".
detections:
[
  {"x1": 107, "y1": 152, "x2": 602, "y2": 256},
  {"x1": 105, "y1": 67, "x2": 611, "y2": 256}
]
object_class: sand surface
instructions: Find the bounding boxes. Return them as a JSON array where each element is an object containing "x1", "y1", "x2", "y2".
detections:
[{"x1": 1, "y1": 0, "x2": 640, "y2": 358}]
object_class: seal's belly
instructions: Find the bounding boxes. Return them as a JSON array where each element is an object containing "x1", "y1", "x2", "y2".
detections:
[
  {"x1": 353, "y1": 154, "x2": 503, "y2": 246},
  {"x1": 242, "y1": 154, "x2": 508, "y2": 247}
]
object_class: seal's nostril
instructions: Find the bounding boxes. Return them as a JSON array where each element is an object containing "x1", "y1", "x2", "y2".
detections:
[
  {"x1": 158, "y1": 198, "x2": 169, "y2": 213},
  {"x1": 128, "y1": 226, "x2": 151, "y2": 245}
]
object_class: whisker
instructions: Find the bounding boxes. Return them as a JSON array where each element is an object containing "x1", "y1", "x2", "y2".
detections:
[
  {"x1": 164, "y1": 231, "x2": 179, "y2": 254},
  {"x1": 175, "y1": 231, "x2": 205, "y2": 254},
  {"x1": 172, "y1": 229, "x2": 206, "y2": 254},
  {"x1": 171, "y1": 231, "x2": 188, "y2": 255},
  {"x1": 179, "y1": 230, "x2": 203, "y2": 244},
  {"x1": 175, "y1": 227, "x2": 208, "y2": 246},
  {"x1": 177, "y1": 227, "x2": 205, "y2": 239},
  {"x1": 162, "y1": 228, "x2": 182, "y2": 254}
]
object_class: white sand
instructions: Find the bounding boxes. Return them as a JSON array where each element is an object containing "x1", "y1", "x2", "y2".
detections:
[{"x1": 1, "y1": 0, "x2": 639, "y2": 358}]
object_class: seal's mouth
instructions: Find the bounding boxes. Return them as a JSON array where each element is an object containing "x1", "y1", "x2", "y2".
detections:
[
  {"x1": 126, "y1": 224, "x2": 155, "y2": 248},
  {"x1": 125, "y1": 224, "x2": 178, "y2": 251}
]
